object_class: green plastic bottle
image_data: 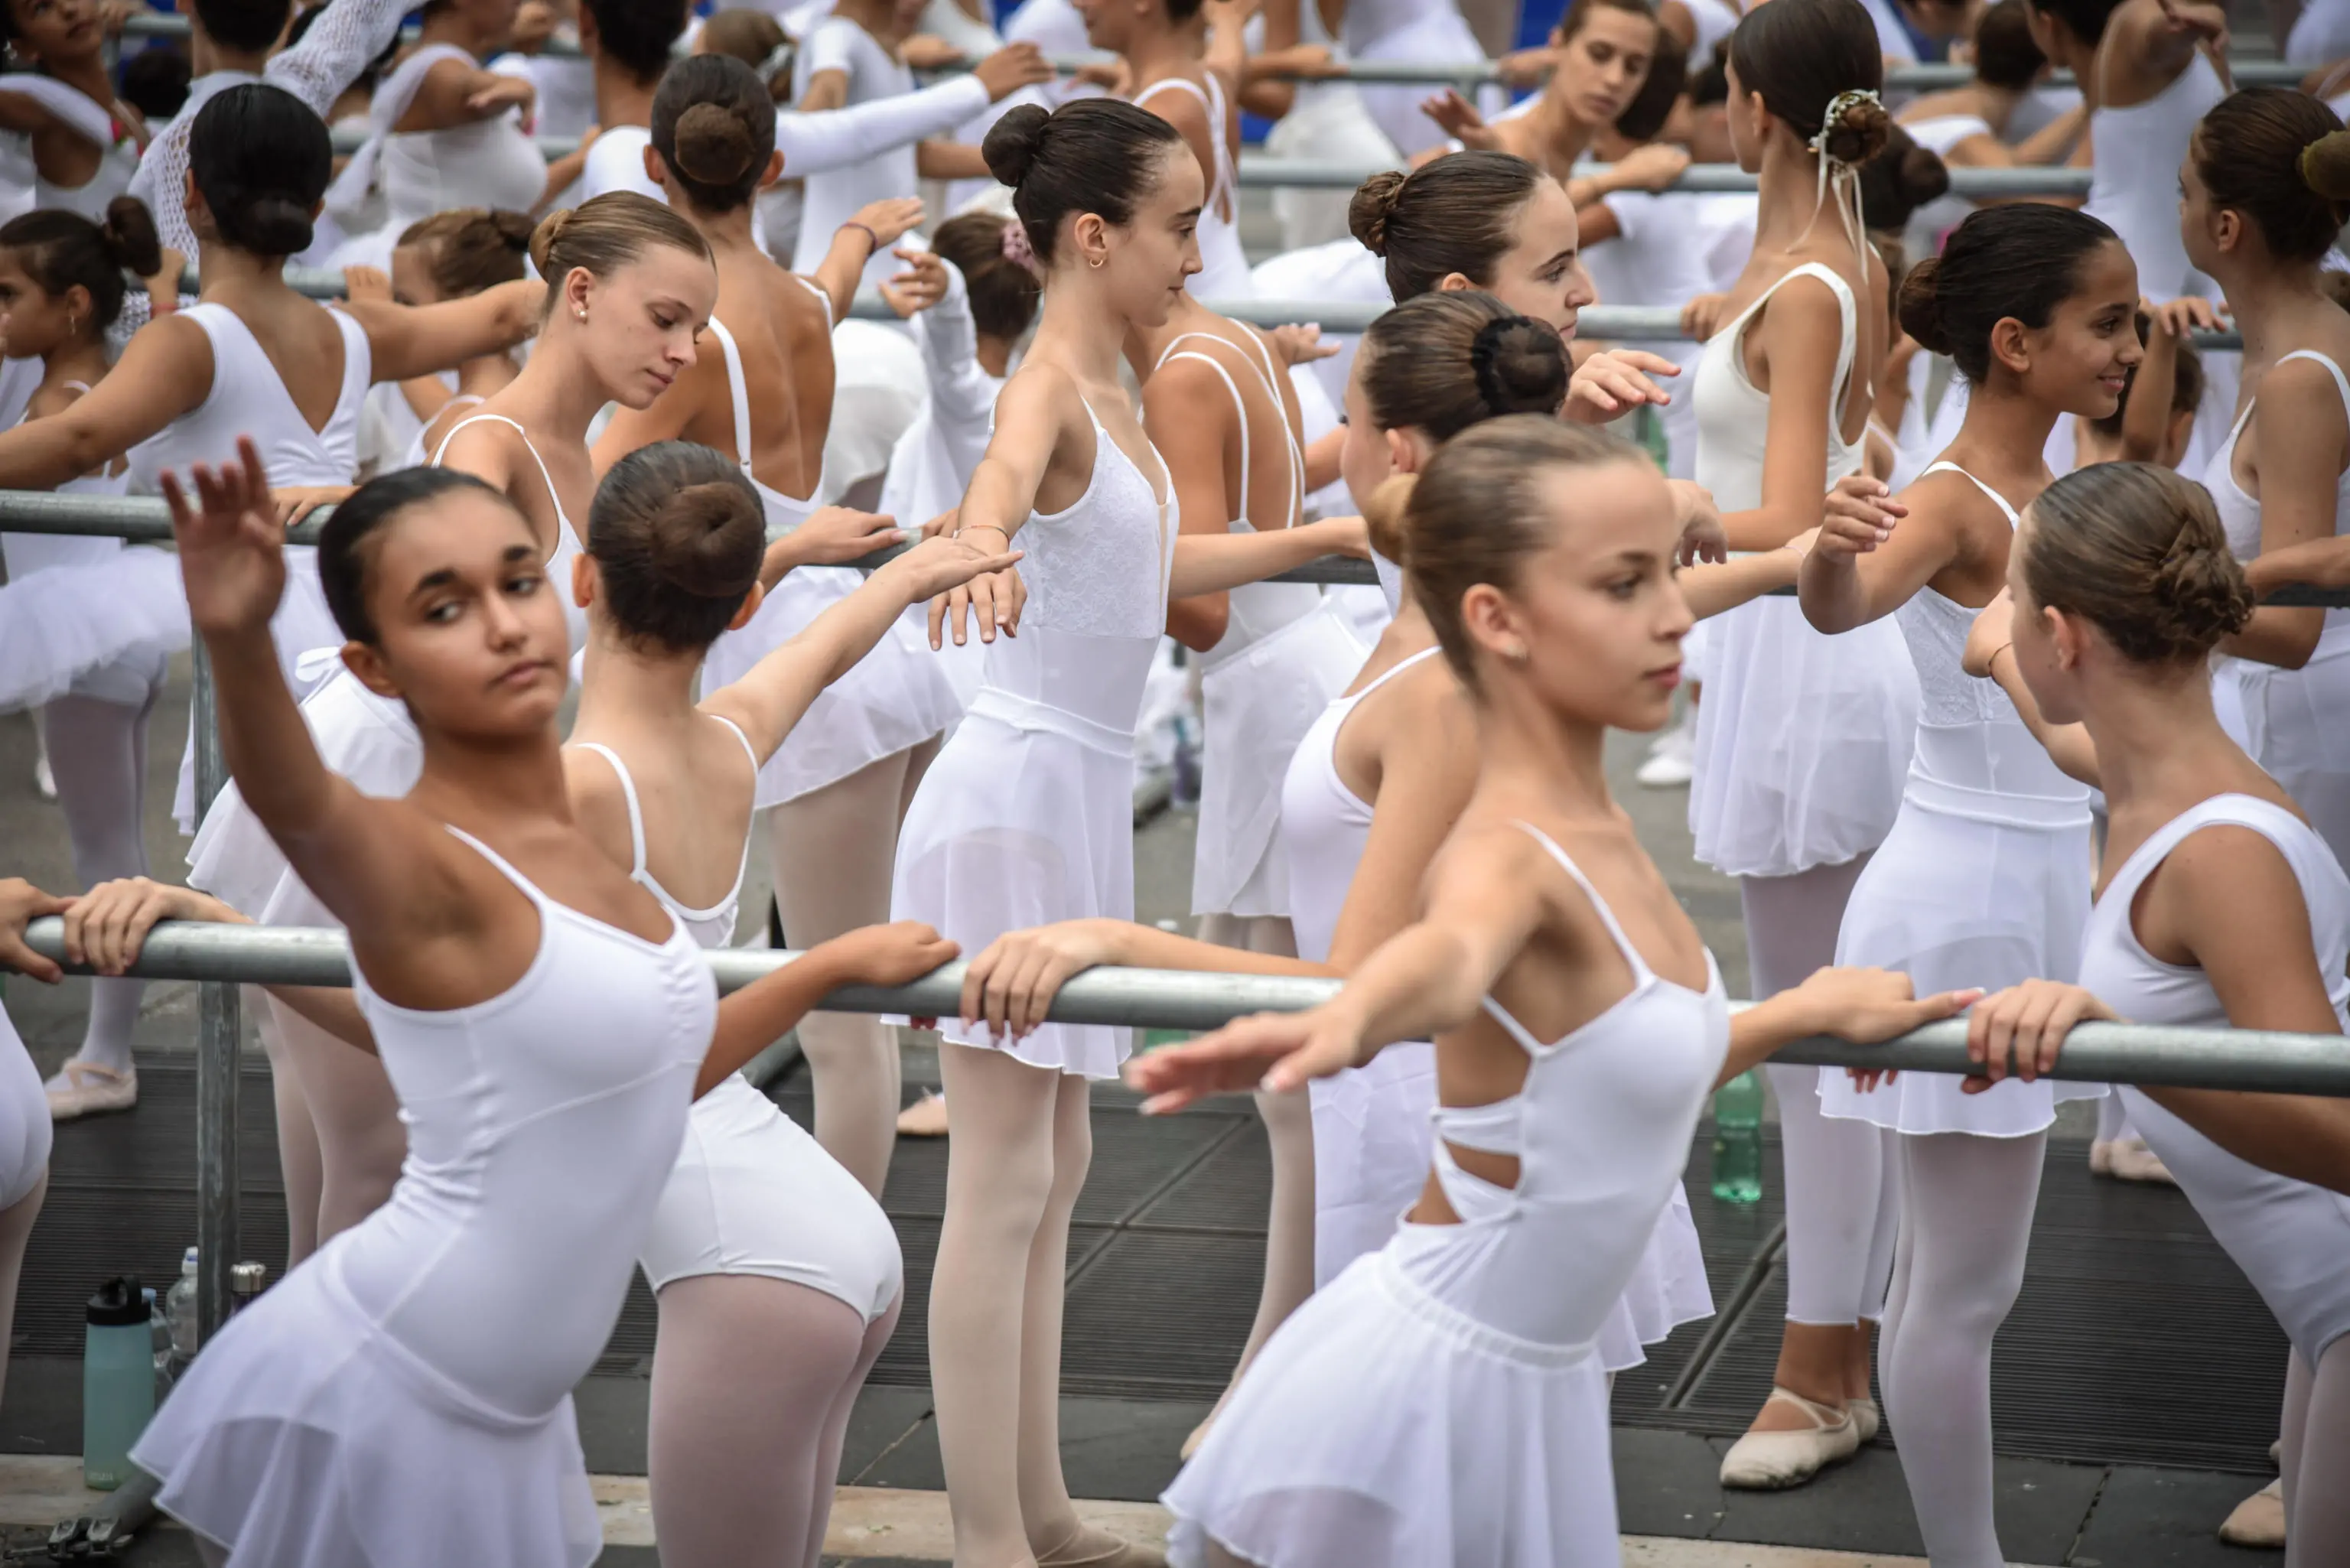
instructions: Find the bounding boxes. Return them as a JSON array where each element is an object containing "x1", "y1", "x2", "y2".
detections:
[{"x1": 1710, "y1": 1069, "x2": 1765, "y2": 1204}]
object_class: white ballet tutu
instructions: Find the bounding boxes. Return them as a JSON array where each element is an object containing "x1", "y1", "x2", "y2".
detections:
[
  {"x1": 701, "y1": 568, "x2": 962, "y2": 807},
  {"x1": 1310, "y1": 1042, "x2": 1438, "y2": 1287},
  {"x1": 1600, "y1": 1183, "x2": 1711, "y2": 1371},
  {"x1": 0, "y1": 546, "x2": 186, "y2": 712},
  {"x1": 0, "y1": 1008, "x2": 51, "y2": 1210},
  {"x1": 1817, "y1": 795, "x2": 2103, "y2": 1137},
  {"x1": 187, "y1": 663, "x2": 420, "y2": 924},
  {"x1": 1164, "y1": 1248, "x2": 1620, "y2": 1568},
  {"x1": 638, "y1": 1074, "x2": 904, "y2": 1322},
  {"x1": 1688, "y1": 598, "x2": 1917, "y2": 879},
  {"x1": 133, "y1": 1248, "x2": 604, "y2": 1568}
]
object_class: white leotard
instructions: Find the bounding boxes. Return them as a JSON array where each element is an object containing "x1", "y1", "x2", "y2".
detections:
[
  {"x1": 1818, "y1": 461, "x2": 2101, "y2": 1137},
  {"x1": 1166, "y1": 821, "x2": 1729, "y2": 1566},
  {"x1": 430, "y1": 412, "x2": 590, "y2": 659},
  {"x1": 789, "y1": 18, "x2": 926, "y2": 293},
  {"x1": 893, "y1": 403, "x2": 1178, "y2": 1078},
  {"x1": 1342, "y1": 0, "x2": 1496, "y2": 158},
  {"x1": 2086, "y1": 50, "x2": 2225, "y2": 305},
  {"x1": 0, "y1": 75, "x2": 138, "y2": 223},
  {"x1": 135, "y1": 828, "x2": 713, "y2": 1566},
  {"x1": 324, "y1": 43, "x2": 545, "y2": 266},
  {"x1": 0, "y1": 1000, "x2": 51, "y2": 1212},
  {"x1": 1134, "y1": 73, "x2": 1254, "y2": 301},
  {"x1": 571, "y1": 728, "x2": 905, "y2": 1319},
  {"x1": 2080, "y1": 793, "x2": 2350, "y2": 1360},
  {"x1": 1581, "y1": 174, "x2": 1714, "y2": 481},
  {"x1": 1688, "y1": 262, "x2": 1919, "y2": 878}
]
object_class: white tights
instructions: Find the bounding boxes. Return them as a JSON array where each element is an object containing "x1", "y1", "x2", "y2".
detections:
[
  {"x1": 649, "y1": 1274, "x2": 901, "y2": 1568},
  {"x1": 767, "y1": 737, "x2": 939, "y2": 1198},
  {"x1": 2283, "y1": 1339, "x2": 2350, "y2": 1566},
  {"x1": 257, "y1": 991, "x2": 403, "y2": 1269},
  {"x1": 1194, "y1": 916, "x2": 1314, "y2": 1401},
  {"x1": 929, "y1": 1043, "x2": 1093, "y2": 1567},
  {"x1": 0, "y1": 1173, "x2": 45, "y2": 1410},
  {"x1": 1878, "y1": 1130, "x2": 2046, "y2": 1568},
  {"x1": 1742, "y1": 857, "x2": 1899, "y2": 1326},
  {"x1": 41, "y1": 691, "x2": 161, "y2": 1075}
]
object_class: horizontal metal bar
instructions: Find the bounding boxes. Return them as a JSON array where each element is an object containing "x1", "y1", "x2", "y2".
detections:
[
  {"x1": 1232, "y1": 161, "x2": 2093, "y2": 197},
  {"x1": 21, "y1": 916, "x2": 2350, "y2": 1095}
]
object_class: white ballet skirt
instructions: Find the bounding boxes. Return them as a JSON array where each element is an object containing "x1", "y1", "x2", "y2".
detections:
[
  {"x1": 2083, "y1": 794, "x2": 2350, "y2": 1361},
  {"x1": 1167, "y1": 825, "x2": 1730, "y2": 1566},
  {"x1": 0, "y1": 1002, "x2": 51, "y2": 1210},
  {"x1": 1687, "y1": 263, "x2": 1918, "y2": 879},
  {"x1": 0, "y1": 532, "x2": 184, "y2": 712},
  {"x1": 135, "y1": 829, "x2": 714, "y2": 1568},
  {"x1": 694, "y1": 315, "x2": 962, "y2": 806},
  {"x1": 892, "y1": 409, "x2": 1178, "y2": 1078}
]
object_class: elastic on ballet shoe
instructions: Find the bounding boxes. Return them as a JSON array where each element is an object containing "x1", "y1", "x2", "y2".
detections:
[
  {"x1": 1033, "y1": 1522, "x2": 1167, "y2": 1568},
  {"x1": 1718, "y1": 1387, "x2": 1861, "y2": 1490},
  {"x1": 46, "y1": 1060, "x2": 136, "y2": 1122},
  {"x1": 2218, "y1": 1477, "x2": 2284, "y2": 1547},
  {"x1": 1848, "y1": 1395, "x2": 1881, "y2": 1445}
]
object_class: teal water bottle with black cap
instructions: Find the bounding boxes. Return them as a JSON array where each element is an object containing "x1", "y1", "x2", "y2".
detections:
[
  {"x1": 1710, "y1": 1070, "x2": 1765, "y2": 1204},
  {"x1": 83, "y1": 1276, "x2": 155, "y2": 1488}
]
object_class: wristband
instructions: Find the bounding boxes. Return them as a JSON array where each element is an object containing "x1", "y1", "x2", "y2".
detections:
[
  {"x1": 844, "y1": 222, "x2": 880, "y2": 255},
  {"x1": 1984, "y1": 642, "x2": 2015, "y2": 676},
  {"x1": 959, "y1": 522, "x2": 1012, "y2": 542}
]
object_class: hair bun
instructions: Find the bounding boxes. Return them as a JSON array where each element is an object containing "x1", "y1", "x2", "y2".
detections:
[
  {"x1": 649, "y1": 480, "x2": 765, "y2": 598},
  {"x1": 1347, "y1": 170, "x2": 1408, "y2": 256},
  {"x1": 1469, "y1": 315, "x2": 1569, "y2": 418},
  {"x1": 2150, "y1": 533, "x2": 2254, "y2": 655},
  {"x1": 1818, "y1": 91, "x2": 1891, "y2": 168},
  {"x1": 982, "y1": 103, "x2": 1051, "y2": 189},
  {"x1": 2302, "y1": 128, "x2": 2350, "y2": 204},
  {"x1": 529, "y1": 207, "x2": 573, "y2": 277},
  {"x1": 672, "y1": 102, "x2": 756, "y2": 186},
  {"x1": 1362, "y1": 472, "x2": 1417, "y2": 570},
  {"x1": 98, "y1": 195, "x2": 162, "y2": 280},
  {"x1": 1894, "y1": 254, "x2": 1950, "y2": 354},
  {"x1": 238, "y1": 194, "x2": 314, "y2": 257},
  {"x1": 490, "y1": 207, "x2": 535, "y2": 252}
]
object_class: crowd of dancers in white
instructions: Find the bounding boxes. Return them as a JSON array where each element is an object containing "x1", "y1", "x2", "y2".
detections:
[{"x1": 2, "y1": 0, "x2": 2350, "y2": 1562}]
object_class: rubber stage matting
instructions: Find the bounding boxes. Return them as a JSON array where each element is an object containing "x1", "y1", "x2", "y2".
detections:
[{"x1": 17, "y1": 1056, "x2": 2288, "y2": 1474}]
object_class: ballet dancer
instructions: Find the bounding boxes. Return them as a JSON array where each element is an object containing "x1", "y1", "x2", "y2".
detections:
[
  {"x1": 0, "y1": 200, "x2": 175, "y2": 1124},
  {"x1": 565, "y1": 443, "x2": 1014, "y2": 1568},
  {"x1": 2182, "y1": 92, "x2": 2350, "y2": 874},
  {"x1": 1891, "y1": 0, "x2": 2085, "y2": 262},
  {"x1": 0, "y1": 881, "x2": 57, "y2": 1411},
  {"x1": 1688, "y1": 0, "x2": 1922, "y2": 1492},
  {"x1": 1245, "y1": 0, "x2": 1402, "y2": 255},
  {"x1": 1135, "y1": 414, "x2": 1970, "y2": 1568},
  {"x1": 2071, "y1": 307, "x2": 2203, "y2": 470},
  {"x1": 373, "y1": 207, "x2": 534, "y2": 475},
  {"x1": 890, "y1": 96, "x2": 1364, "y2": 1568},
  {"x1": 321, "y1": 0, "x2": 555, "y2": 268},
  {"x1": 1797, "y1": 203, "x2": 2140, "y2": 1561},
  {"x1": 1334, "y1": 0, "x2": 1499, "y2": 158},
  {"x1": 694, "y1": 8, "x2": 809, "y2": 263},
  {"x1": 579, "y1": 0, "x2": 688, "y2": 201},
  {"x1": 129, "y1": 444, "x2": 953, "y2": 1568},
  {"x1": 1419, "y1": 0, "x2": 1668, "y2": 199},
  {"x1": 590, "y1": 55, "x2": 962, "y2": 1196},
  {"x1": 0, "y1": 0, "x2": 150, "y2": 222},
  {"x1": 1959, "y1": 460, "x2": 2350, "y2": 1568}
]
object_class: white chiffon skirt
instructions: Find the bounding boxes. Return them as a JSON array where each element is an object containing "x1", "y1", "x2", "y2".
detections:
[
  {"x1": 134, "y1": 1248, "x2": 604, "y2": 1568},
  {"x1": 1688, "y1": 597, "x2": 1916, "y2": 880},
  {"x1": 1164, "y1": 1248, "x2": 1619, "y2": 1568},
  {"x1": 2228, "y1": 629, "x2": 2350, "y2": 877},
  {"x1": 0, "y1": 545, "x2": 185, "y2": 712}
]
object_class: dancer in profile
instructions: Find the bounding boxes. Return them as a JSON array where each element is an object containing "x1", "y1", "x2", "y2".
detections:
[{"x1": 1133, "y1": 415, "x2": 1968, "y2": 1568}]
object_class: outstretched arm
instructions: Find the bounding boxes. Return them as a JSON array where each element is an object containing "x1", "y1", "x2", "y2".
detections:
[
  {"x1": 703, "y1": 922, "x2": 959, "y2": 1095},
  {"x1": 0, "y1": 314, "x2": 209, "y2": 490},
  {"x1": 342, "y1": 281, "x2": 544, "y2": 385}
]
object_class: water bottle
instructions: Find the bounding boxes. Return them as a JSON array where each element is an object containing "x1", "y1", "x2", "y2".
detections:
[
  {"x1": 83, "y1": 1277, "x2": 155, "y2": 1489},
  {"x1": 1170, "y1": 711, "x2": 1203, "y2": 807},
  {"x1": 1710, "y1": 1069, "x2": 1765, "y2": 1204},
  {"x1": 164, "y1": 1246, "x2": 199, "y2": 1363},
  {"x1": 145, "y1": 1287, "x2": 172, "y2": 1402}
]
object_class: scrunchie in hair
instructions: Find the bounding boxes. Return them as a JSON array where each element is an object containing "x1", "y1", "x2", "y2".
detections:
[{"x1": 1001, "y1": 218, "x2": 1037, "y2": 272}]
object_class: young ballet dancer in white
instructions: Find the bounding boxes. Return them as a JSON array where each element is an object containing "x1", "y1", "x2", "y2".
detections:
[
  {"x1": 0, "y1": 200, "x2": 176, "y2": 1123},
  {"x1": 2182, "y1": 92, "x2": 2350, "y2": 874},
  {"x1": 891, "y1": 96, "x2": 1365, "y2": 1568},
  {"x1": 129, "y1": 448, "x2": 954, "y2": 1568},
  {"x1": 366, "y1": 207, "x2": 532, "y2": 475},
  {"x1": 0, "y1": 0, "x2": 151, "y2": 223},
  {"x1": 566, "y1": 442, "x2": 1013, "y2": 1568},
  {"x1": 1689, "y1": 0, "x2": 1922, "y2": 1491},
  {"x1": 1797, "y1": 203, "x2": 2142, "y2": 1563},
  {"x1": 1133, "y1": 414, "x2": 1970, "y2": 1568},
  {"x1": 1960, "y1": 460, "x2": 2350, "y2": 1568},
  {"x1": 0, "y1": 882, "x2": 57, "y2": 1410},
  {"x1": 1420, "y1": 0, "x2": 1670, "y2": 197},
  {"x1": 592, "y1": 56, "x2": 962, "y2": 1196}
]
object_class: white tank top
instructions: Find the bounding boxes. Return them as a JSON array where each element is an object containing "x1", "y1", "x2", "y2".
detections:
[
  {"x1": 2205, "y1": 347, "x2": 2350, "y2": 650},
  {"x1": 0, "y1": 76, "x2": 138, "y2": 222},
  {"x1": 567, "y1": 721, "x2": 760, "y2": 951},
  {"x1": 1278, "y1": 647, "x2": 1443, "y2": 965},
  {"x1": 1691, "y1": 262, "x2": 1865, "y2": 510},
  {"x1": 1134, "y1": 73, "x2": 1253, "y2": 303},
  {"x1": 337, "y1": 826, "x2": 713, "y2": 1423},
  {"x1": 1151, "y1": 324, "x2": 1320, "y2": 664},
  {"x1": 430, "y1": 412, "x2": 591, "y2": 656},
  {"x1": 2086, "y1": 51, "x2": 2226, "y2": 304},
  {"x1": 130, "y1": 303, "x2": 372, "y2": 490},
  {"x1": 325, "y1": 44, "x2": 545, "y2": 234}
]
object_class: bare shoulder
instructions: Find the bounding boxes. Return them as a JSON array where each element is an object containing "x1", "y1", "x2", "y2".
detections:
[{"x1": 558, "y1": 744, "x2": 636, "y2": 870}]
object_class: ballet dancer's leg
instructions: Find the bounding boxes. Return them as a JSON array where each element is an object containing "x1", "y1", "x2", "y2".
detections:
[
  {"x1": 261, "y1": 994, "x2": 403, "y2": 1251},
  {"x1": 646, "y1": 1272, "x2": 882, "y2": 1568},
  {"x1": 769, "y1": 737, "x2": 941, "y2": 1196},
  {"x1": 802, "y1": 1296, "x2": 903, "y2": 1568},
  {"x1": 0, "y1": 1173, "x2": 47, "y2": 1408},
  {"x1": 41, "y1": 691, "x2": 158, "y2": 1082},
  {"x1": 1878, "y1": 1130, "x2": 2046, "y2": 1568},
  {"x1": 930, "y1": 1042, "x2": 1067, "y2": 1567},
  {"x1": 254, "y1": 995, "x2": 324, "y2": 1267},
  {"x1": 2283, "y1": 1338, "x2": 2350, "y2": 1566}
]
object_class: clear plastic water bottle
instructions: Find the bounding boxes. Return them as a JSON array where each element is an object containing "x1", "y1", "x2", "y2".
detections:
[
  {"x1": 146, "y1": 1287, "x2": 172, "y2": 1401},
  {"x1": 1710, "y1": 1069, "x2": 1765, "y2": 1204},
  {"x1": 164, "y1": 1246, "x2": 200, "y2": 1363},
  {"x1": 83, "y1": 1277, "x2": 155, "y2": 1489},
  {"x1": 1170, "y1": 711, "x2": 1203, "y2": 807}
]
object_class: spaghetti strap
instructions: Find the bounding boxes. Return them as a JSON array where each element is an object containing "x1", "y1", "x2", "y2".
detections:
[
  {"x1": 2280, "y1": 349, "x2": 2350, "y2": 415},
  {"x1": 1477, "y1": 994, "x2": 1549, "y2": 1055},
  {"x1": 1919, "y1": 460, "x2": 2020, "y2": 526},
  {"x1": 567, "y1": 743, "x2": 650, "y2": 880},
  {"x1": 1504, "y1": 819, "x2": 1655, "y2": 985},
  {"x1": 706, "y1": 318, "x2": 757, "y2": 471},
  {"x1": 710, "y1": 714, "x2": 760, "y2": 776},
  {"x1": 1352, "y1": 646, "x2": 1443, "y2": 701},
  {"x1": 439, "y1": 824, "x2": 552, "y2": 910},
  {"x1": 1156, "y1": 335, "x2": 1255, "y2": 527},
  {"x1": 790, "y1": 273, "x2": 835, "y2": 325}
]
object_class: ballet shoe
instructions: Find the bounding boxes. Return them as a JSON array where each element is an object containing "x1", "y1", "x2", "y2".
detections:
[
  {"x1": 2105, "y1": 1136, "x2": 2176, "y2": 1185},
  {"x1": 896, "y1": 1089, "x2": 949, "y2": 1137},
  {"x1": 1033, "y1": 1521, "x2": 1167, "y2": 1568},
  {"x1": 46, "y1": 1059, "x2": 136, "y2": 1121},
  {"x1": 1718, "y1": 1386, "x2": 1861, "y2": 1490},
  {"x1": 2089, "y1": 1138, "x2": 2116, "y2": 1176},
  {"x1": 1847, "y1": 1395, "x2": 1881, "y2": 1445},
  {"x1": 2218, "y1": 1477, "x2": 2285, "y2": 1547}
]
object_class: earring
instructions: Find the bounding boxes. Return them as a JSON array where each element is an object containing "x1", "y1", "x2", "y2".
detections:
[
  {"x1": 1506, "y1": 643, "x2": 1530, "y2": 662},
  {"x1": 1087, "y1": 254, "x2": 1105, "y2": 270},
  {"x1": 575, "y1": 305, "x2": 588, "y2": 320}
]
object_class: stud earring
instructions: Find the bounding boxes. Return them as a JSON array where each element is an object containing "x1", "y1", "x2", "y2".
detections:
[
  {"x1": 1506, "y1": 643, "x2": 1530, "y2": 662},
  {"x1": 576, "y1": 305, "x2": 588, "y2": 320}
]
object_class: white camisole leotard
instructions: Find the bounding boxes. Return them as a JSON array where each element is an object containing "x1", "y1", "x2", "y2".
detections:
[
  {"x1": 1166, "y1": 821, "x2": 1730, "y2": 1567},
  {"x1": 1134, "y1": 73, "x2": 1254, "y2": 302},
  {"x1": 2085, "y1": 51, "x2": 2225, "y2": 306},
  {"x1": 571, "y1": 730, "x2": 903, "y2": 1319},
  {"x1": 135, "y1": 828, "x2": 714, "y2": 1568}
]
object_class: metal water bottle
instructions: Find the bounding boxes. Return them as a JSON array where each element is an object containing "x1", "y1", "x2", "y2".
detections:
[
  {"x1": 83, "y1": 1277, "x2": 155, "y2": 1489},
  {"x1": 1710, "y1": 1069, "x2": 1766, "y2": 1204}
]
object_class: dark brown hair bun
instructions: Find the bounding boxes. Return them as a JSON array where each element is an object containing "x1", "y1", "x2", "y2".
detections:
[
  {"x1": 2023, "y1": 462, "x2": 2252, "y2": 665},
  {"x1": 1347, "y1": 170, "x2": 1408, "y2": 255},
  {"x1": 672, "y1": 102, "x2": 756, "y2": 186},
  {"x1": 588, "y1": 441, "x2": 767, "y2": 653}
]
